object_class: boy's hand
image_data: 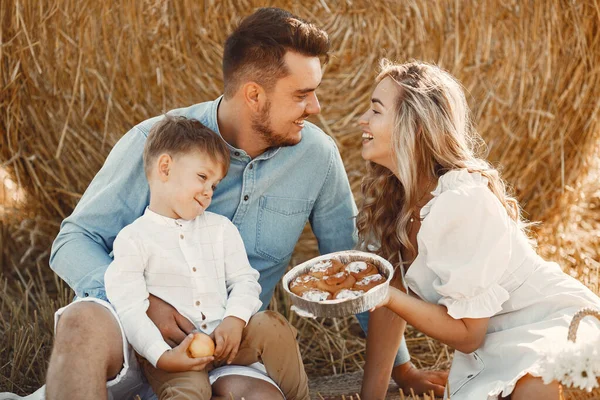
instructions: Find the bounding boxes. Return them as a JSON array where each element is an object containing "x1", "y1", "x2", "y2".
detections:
[
  {"x1": 211, "y1": 316, "x2": 245, "y2": 364},
  {"x1": 156, "y1": 333, "x2": 214, "y2": 372}
]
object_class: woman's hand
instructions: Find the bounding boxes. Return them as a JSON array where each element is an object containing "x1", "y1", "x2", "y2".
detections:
[
  {"x1": 156, "y1": 333, "x2": 214, "y2": 372},
  {"x1": 211, "y1": 316, "x2": 245, "y2": 364},
  {"x1": 370, "y1": 286, "x2": 401, "y2": 312}
]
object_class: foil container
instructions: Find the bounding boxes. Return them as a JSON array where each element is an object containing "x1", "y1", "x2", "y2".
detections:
[{"x1": 282, "y1": 250, "x2": 393, "y2": 318}]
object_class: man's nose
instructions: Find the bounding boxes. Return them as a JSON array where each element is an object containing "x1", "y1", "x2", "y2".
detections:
[{"x1": 305, "y1": 92, "x2": 321, "y2": 115}]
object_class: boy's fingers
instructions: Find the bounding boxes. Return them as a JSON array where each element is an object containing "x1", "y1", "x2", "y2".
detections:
[
  {"x1": 192, "y1": 355, "x2": 213, "y2": 365},
  {"x1": 214, "y1": 334, "x2": 224, "y2": 357},
  {"x1": 227, "y1": 346, "x2": 239, "y2": 364},
  {"x1": 178, "y1": 333, "x2": 194, "y2": 350}
]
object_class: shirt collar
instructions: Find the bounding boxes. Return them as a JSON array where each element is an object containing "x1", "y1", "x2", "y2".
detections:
[
  {"x1": 209, "y1": 96, "x2": 283, "y2": 161},
  {"x1": 143, "y1": 207, "x2": 195, "y2": 227}
]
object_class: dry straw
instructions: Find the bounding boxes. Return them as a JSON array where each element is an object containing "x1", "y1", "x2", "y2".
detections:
[{"x1": 1, "y1": 0, "x2": 600, "y2": 397}]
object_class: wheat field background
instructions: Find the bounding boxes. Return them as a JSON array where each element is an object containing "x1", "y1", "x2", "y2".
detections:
[{"x1": 1, "y1": 0, "x2": 599, "y2": 398}]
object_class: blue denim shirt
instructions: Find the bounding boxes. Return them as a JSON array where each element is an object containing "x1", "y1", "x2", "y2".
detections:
[
  {"x1": 49, "y1": 96, "x2": 410, "y2": 366},
  {"x1": 50, "y1": 96, "x2": 358, "y2": 307}
]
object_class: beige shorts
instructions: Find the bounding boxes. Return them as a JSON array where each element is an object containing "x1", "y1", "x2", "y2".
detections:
[{"x1": 54, "y1": 297, "x2": 281, "y2": 399}]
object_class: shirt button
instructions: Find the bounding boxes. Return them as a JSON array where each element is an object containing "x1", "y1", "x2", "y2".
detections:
[
  {"x1": 249, "y1": 164, "x2": 253, "y2": 170},
  {"x1": 180, "y1": 234, "x2": 184, "y2": 239},
  {"x1": 192, "y1": 267, "x2": 197, "y2": 272},
  {"x1": 234, "y1": 151, "x2": 240, "y2": 156},
  {"x1": 195, "y1": 300, "x2": 201, "y2": 306},
  {"x1": 201, "y1": 312, "x2": 206, "y2": 320},
  {"x1": 243, "y1": 195, "x2": 249, "y2": 201},
  {"x1": 201, "y1": 324, "x2": 208, "y2": 329}
]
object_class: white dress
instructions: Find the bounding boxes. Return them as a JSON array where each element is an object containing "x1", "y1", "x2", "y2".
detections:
[{"x1": 402, "y1": 169, "x2": 600, "y2": 399}]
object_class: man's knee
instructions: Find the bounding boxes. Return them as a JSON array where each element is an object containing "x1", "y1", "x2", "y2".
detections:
[{"x1": 53, "y1": 301, "x2": 124, "y2": 377}]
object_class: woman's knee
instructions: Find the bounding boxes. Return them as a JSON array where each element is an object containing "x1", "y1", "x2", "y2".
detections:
[{"x1": 511, "y1": 374, "x2": 560, "y2": 400}]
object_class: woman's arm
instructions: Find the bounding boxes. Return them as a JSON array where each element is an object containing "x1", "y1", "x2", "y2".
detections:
[
  {"x1": 379, "y1": 287, "x2": 489, "y2": 354},
  {"x1": 361, "y1": 306, "x2": 406, "y2": 400}
]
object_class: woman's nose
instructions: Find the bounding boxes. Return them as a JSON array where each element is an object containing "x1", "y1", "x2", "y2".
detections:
[{"x1": 358, "y1": 110, "x2": 369, "y2": 126}]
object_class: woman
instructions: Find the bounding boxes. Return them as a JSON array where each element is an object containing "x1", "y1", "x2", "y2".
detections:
[{"x1": 356, "y1": 60, "x2": 600, "y2": 399}]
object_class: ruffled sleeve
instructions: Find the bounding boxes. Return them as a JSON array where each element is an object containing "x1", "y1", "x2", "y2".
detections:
[{"x1": 418, "y1": 171, "x2": 512, "y2": 319}]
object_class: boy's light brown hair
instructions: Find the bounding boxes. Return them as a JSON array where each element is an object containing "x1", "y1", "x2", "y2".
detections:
[
  {"x1": 222, "y1": 7, "x2": 330, "y2": 99},
  {"x1": 143, "y1": 115, "x2": 230, "y2": 178}
]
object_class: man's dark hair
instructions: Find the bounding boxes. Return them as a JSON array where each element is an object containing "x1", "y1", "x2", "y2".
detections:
[
  {"x1": 143, "y1": 115, "x2": 230, "y2": 178},
  {"x1": 222, "y1": 7, "x2": 330, "y2": 99}
]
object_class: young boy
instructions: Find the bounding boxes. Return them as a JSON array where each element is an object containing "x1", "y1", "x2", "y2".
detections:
[{"x1": 104, "y1": 115, "x2": 309, "y2": 399}]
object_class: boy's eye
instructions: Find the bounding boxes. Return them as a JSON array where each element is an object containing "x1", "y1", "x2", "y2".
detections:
[
  {"x1": 198, "y1": 174, "x2": 207, "y2": 180},
  {"x1": 211, "y1": 185, "x2": 217, "y2": 191}
]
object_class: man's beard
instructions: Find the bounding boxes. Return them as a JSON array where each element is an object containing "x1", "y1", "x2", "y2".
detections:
[{"x1": 251, "y1": 100, "x2": 302, "y2": 148}]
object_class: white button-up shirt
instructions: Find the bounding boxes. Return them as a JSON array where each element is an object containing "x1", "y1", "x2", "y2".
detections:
[{"x1": 105, "y1": 208, "x2": 262, "y2": 367}]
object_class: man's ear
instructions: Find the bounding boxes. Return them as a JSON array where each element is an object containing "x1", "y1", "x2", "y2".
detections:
[
  {"x1": 242, "y1": 81, "x2": 265, "y2": 113},
  {"x1": 157, "y1": 153, "x2": 172, "y2": 182}
]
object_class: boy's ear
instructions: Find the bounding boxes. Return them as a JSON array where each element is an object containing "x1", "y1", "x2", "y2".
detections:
[{"x1": 157, "y1": 153, "x2": 172, "y2": 182}]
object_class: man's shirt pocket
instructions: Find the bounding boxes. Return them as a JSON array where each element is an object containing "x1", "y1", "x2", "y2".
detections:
[{"x1": 256, "y1": 195, "x2": 314, "y2": 262}]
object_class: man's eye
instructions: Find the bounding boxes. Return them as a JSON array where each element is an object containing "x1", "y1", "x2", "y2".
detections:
[{"x1": 297, "y1": 95, "x2": 308, "y2": 100}]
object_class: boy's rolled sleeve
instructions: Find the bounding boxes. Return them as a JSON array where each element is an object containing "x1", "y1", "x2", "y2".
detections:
[{"x1": 222, "y1": 221, "x2": 262, "y2": 324}]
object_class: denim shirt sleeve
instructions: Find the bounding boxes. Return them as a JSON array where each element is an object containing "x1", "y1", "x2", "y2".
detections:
[
  {"x1": 309, "y1": 137, "x2": 358, "y2": 253},
  {"x1": 50, "y1": 127, "x2": 150, "y2": 301}
]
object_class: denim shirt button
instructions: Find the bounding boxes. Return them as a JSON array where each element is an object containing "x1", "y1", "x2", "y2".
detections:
[
  {"x1": 244, "y1": 195, "x2": 249, "y2": 201},
  {"x1": 234, "y1": 151, "x2": 240, "y2": 156},
  {"x1": 83, "y1": 292, "x2": 89, "y2": 297},
  {"x1": 249, "y1": 164, "x2": 253, "y2": 170}
]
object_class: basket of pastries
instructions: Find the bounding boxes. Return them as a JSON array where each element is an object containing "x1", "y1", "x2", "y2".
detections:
[{"x1": 282, "y1": 250, "x2": 393, "y2": 318}]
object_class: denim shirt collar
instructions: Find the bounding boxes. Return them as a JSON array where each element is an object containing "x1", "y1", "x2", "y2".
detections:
[{"x1": 207, "y1": 96, "x2": 280, "y2": 162}]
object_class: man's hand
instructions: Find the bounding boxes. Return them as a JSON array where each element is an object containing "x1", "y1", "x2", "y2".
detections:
[
  {"x1": 211, "y1": 316, "x2": 245, "y2": 364},
  {"x1": 147, "y1": 294, "x2": 196, "y2": 347},
  {"x1": 156, "y1": 333, "x2": 214, "y2": 372}
]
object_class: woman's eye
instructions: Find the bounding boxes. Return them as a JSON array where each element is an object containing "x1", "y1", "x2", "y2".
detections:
[
  {"x1": 212, "y1": 185, "x2": 217, "y2": 191},
  {"x1": 372, "y1": 109, "x2": 380, "y2": 115},
  {"x1": 198, "y1": 174, "x2": 207, "y2": 180}
]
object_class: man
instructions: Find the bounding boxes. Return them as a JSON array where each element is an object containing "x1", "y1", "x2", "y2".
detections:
[{"x1": 4, "y1": 7, "x2": 446, "y2": 400}]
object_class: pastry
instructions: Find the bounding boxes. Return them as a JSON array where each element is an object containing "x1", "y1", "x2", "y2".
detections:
[
  {"x1": 344, "y1": 261, "x2": 379, "y2": 280},
  {"x1": 333, "y1": 288, "x2": 365, "y2": 300},
  {"x1": 308, "y1": 259, "x2": 344, "y2": 279},
  {"x1": 301, "y1": 289, "x2": 333, "y2": 302},
  {"x1": 289, "y1": 274, "x2": 319, "y2": 296},
  {"x1": 354, "y1": 273, "x2": 385, "y2": 291},
  {"x1": 316, "y1": 271, "x2": 356, "y2": 294}
]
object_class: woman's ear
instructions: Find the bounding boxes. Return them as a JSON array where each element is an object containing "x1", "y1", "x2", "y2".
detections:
[
  {"x1": 157, "y1": 153, "x2": 172, "y2": 182},
  {"x1": 242, "y1": 81, "x2": 265, "y2": 113}
]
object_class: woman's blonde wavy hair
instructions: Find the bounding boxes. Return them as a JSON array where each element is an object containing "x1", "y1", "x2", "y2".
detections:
[{"x1": 356, "y1": 59, "x2": 527, "y2": 269}]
